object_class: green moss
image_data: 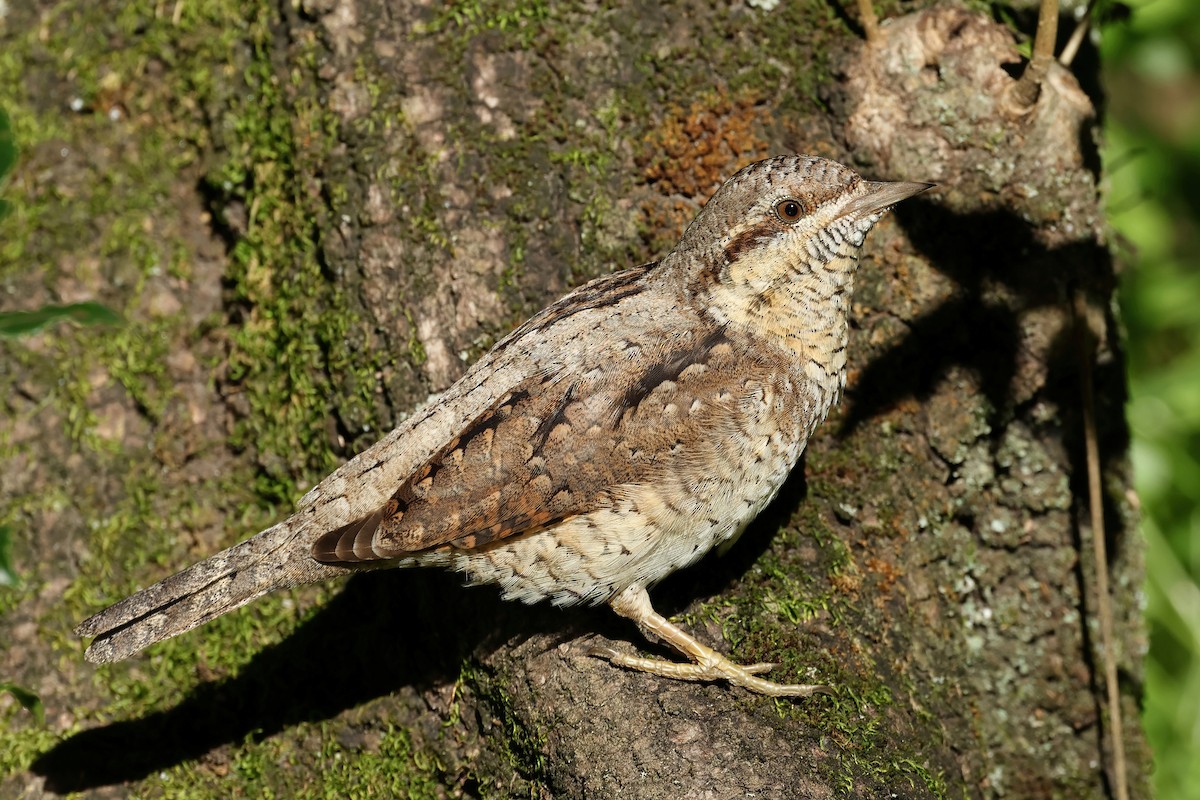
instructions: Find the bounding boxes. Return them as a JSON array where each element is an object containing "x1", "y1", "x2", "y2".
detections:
[
  {"x1": 0, "y1": 726, "x2": 59, "y2": 780},
  {"x1": 464, "y1": 664, "x2": 548, "y2": 783},
  {"x1": 213, "y1": 61, "x2": 344, "y2": 500},
  {"x1": 0, "y1": 0, "x2": 249, "y2": 444},
  {"x1": 420, "y1": 0, "x2": 552, "y2": 49},
  {"x1": 112, "y1": 720, "x2": 445, "y2": 799},
  {"x1": 0, "y1": 0, "x2": 372, "y2": 787}
]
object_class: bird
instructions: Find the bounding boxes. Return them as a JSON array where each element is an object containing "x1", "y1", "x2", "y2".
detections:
[{"x1": 76, "y1": 154, "x2": 930, "y2": 696}]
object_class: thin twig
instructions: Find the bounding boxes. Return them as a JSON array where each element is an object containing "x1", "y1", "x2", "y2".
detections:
[
  {"x1": 856, "y1": 0, "x2": 880, "y2": 43},
  {"x1": 1072, "y1": 289, "x2": 1130, "y2": 800},
  {"x1": 1009, "y1": 0, "x2": 1060, "y2": 110},
  {"x1": 1060, "y1": 0, "x2": 1097, "y2": 67}
]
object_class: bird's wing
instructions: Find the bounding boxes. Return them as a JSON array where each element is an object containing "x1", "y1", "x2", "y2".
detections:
[{"x1": 311, "y1": 325, "x2": 745, "y2": 563}]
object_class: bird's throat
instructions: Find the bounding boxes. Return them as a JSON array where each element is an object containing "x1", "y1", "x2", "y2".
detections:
[{"x1": 704, "y1": 247, "x2": 858, "y2": 399}]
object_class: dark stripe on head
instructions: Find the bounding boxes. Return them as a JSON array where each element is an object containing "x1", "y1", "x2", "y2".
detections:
[{"x1": 722, "y1": 220, "x2": 780, "y2": 266}]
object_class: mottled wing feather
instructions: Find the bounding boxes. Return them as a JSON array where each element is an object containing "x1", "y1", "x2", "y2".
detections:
[
  {"x1": 312, "y1": 372, "x2": 599, "y2": 563},
  {"x1": 312, "y1": 323, "x2": 744, "y2": 565}
]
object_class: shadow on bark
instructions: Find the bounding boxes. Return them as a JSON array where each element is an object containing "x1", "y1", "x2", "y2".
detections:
[
  {"x1": 32, "y1": 570, "x2": 531, "y2": 791},
  {"x1": 31, "y1": 469, "x2": 805, "y2": 793},
  {"x1": 845, "y1": 198, "x2": 1131, "y2": 546}
]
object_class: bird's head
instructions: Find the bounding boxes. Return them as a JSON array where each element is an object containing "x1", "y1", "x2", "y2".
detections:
[{"x1": 672, "y1": 155, "x2": 931, "y2": 306}]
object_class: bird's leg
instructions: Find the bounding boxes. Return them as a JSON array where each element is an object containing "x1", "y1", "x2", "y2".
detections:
[{"x1": 591, "y1": 584, "x2": 832, "y2": 698}]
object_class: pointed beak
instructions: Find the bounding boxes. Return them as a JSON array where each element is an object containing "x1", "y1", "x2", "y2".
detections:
[{"x1": 838, "y1": 180, "x2": 934, "y2": 220}]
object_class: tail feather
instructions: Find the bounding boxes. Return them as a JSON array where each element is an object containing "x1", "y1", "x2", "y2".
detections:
[{"x1": 76, "y1": 519, "x2": 350, "y2": 664}]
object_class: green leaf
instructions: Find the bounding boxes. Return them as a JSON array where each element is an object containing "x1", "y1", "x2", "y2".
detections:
[
  {"x1": 0, "y1": 526, "x2": 15, "y2": 587},
  {"x1": 0, "y1": 302, "x2": 122, "y2": 338},
  {"x1": 0, "y1": 682, "x2": 44, "y2": 725}
]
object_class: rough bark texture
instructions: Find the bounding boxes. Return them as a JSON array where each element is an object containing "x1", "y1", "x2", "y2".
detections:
[{"x1": 1, "y1": 0, "x2": 1150, "y2": 797}]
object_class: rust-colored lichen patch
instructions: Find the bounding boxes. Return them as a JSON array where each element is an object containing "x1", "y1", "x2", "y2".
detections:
[
  {"x1": 865, "y1": 556, "x2": 902, "y2": 596},
  {"x1": 638, "y1": 89, "x2": 771, "y2": 200},
  {"x1": 830, "y1": 570, "x2": 862, "y2": 597},
  {"x1": 635, "y1": 89, "x2": 772, "y2": 252}
]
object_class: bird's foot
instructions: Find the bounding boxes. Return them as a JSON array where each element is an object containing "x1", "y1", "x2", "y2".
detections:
[{"x1": 588, "y1": 643, "x2": 831, "y2": 697}]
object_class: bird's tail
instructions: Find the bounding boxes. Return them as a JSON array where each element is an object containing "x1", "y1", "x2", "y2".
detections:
[{"x1": 75, "y1": 518, "x2": 350, "y2": 664}]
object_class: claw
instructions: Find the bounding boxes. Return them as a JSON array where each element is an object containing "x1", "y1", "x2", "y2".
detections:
[
  {"x1": 595, "y1": 648, "x2": 831, "y2": 697},
  {"x1": 584, "y1": 642, "x2": 622, "y2": 661}
]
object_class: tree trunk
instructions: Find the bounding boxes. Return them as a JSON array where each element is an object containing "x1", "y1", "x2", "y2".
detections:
[{"x1": 4, "y1": 0, "x2": 1149, "y2": 797}]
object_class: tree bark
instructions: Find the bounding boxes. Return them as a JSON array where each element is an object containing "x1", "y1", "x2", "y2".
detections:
[
  {"x1": 268, "y1": 1, "x2": 1150, "y2": 795},
  {"x1": 7, "y1": 0, "x2": 1150, "y2": 797}
]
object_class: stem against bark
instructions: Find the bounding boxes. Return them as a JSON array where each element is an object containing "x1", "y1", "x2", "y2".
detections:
[
  {"x1": 857, "y1": 0, "x2": 881, "y2": 42},
  {"x1": 1059, "y1": 0, "x2": 1097, "y2": 67},
  {"x1": 1074, "y1": 290, "x2": 1131, "y2": 800},
  {"x1": 1009, "y1": 0, "x2": 1060, "y2": 110}
]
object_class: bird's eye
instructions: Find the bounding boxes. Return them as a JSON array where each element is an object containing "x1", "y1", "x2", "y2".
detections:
[{"x1": 775, "y1": 198, "x2": 803, "y2": 222}]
